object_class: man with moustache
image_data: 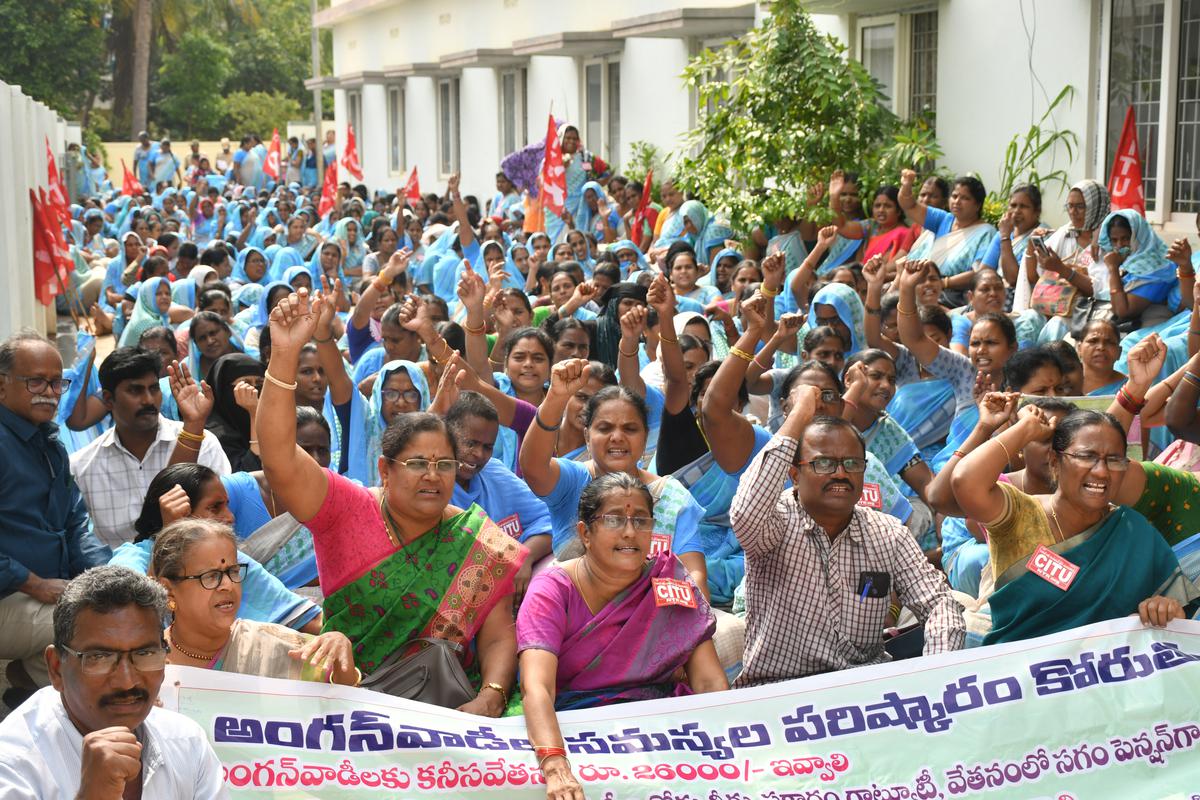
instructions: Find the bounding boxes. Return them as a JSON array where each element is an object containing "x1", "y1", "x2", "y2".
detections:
[
  {"x1": 729, "y1": 384, "x2": 963, "y2": 687},
  {"x1": 0, "y1": 566, "x2": 227, "y2": 798},
  {"x1": 70, "y1": 348, "x2": 229, "y2": 549},
  {"x1": 0, "y1": 332, "x2": 110, "y2": 708}
]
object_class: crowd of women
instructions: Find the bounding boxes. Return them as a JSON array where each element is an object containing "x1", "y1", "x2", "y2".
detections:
[{"x1": 39, "y1": 121, "x2": 1200, "y2": 798}]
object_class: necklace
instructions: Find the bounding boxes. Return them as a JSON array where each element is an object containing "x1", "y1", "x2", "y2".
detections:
[
  {"x1": 167, "y1": 627, "x2": 218, "y2": 661},
  {"x1": 1047, "y1": 508, "x2": 1065, "y2": 544}
]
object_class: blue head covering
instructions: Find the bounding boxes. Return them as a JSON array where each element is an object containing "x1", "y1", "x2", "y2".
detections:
[
  {"x1": 252, "y1": 281, "x2": 292, "y2": 329},
  {"x1": 609, "y1": 239, "x2": 650, "y2": 276},
  {"x1": 170, "y1": 277, "x2": 197, "y2": 308},
  {"x1": 329, "y1": 217, "x2": 366, "y2": 270},
  {"x1": 283, "y1": 265, "x2": 312, "y2": 290},
  {"x1": 307, "y1": 240, "x2": 346, "y2": 285},
  {"x1": 347, "y1": 360, "x2": 430, "y2": 486},
  {"x1": 233, "y1": 283, "x2": 264, "y2": 312},
  {"x1": 100, "y1": 231, "x2": 142, "y2": 312},
  {"x1": 1097, "y1": 209, "x2": 1175, "y2": 290},
  {"x1": 803, "y1": 282, "x2": 867, "y2": 355},
  {"x1": 118, "y1": 276, "x2": 171, "y2": 347},
  {"x1": 231, "y1": 246, "x2": 268, "y2": 286},
  {"x1": 575, "y1": 180, "x2": 606, "y2": 239},
  {"x1": 502, "y1": 242, "x2": 530, "y2": 290},
  {"x1": 268, "y1": 247, "x2": 305, "y2": 283}
]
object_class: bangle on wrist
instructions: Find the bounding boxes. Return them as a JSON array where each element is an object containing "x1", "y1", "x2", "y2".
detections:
[
  {"x1": 264, "y1": 371, "x2": 298, "y2": 391},
  {"x1": 729, "y1": 347, "x2": 755, "y2": 363},
  {"x1": 482, "y1": 682, "x2": 508, "y2": 707},
  {"x1": 372, "y1": 277, "x2": 391, "y2": 294},
  {"x1": 659, "y1": 333, "x2": 679, "y2": 346},
  {"x1": 463, "y1": 320, "x2": 486, "y2": 336},
  {"x1": 314, "y1": 334, "x2": 333, "y2": 344},
  {"x1": 177, "y1": 428, "x2": 204, "y2": 443},
  {"x1": 760, "y1": 284, "x2": 780, "y2": 297},
  {"x1": 174, "y1": 438, "x2": 200, "y2": 452},
  {"x1": 534, "y1": 412, "x2": 562, "y2": 432},
  {"x1": 897, "y1": 305, "x2": 918, "y2": 316},
  {"x1": 618, "y1": 343, "x2": 639, "y2": 358},
  {"x1": 865, "y1": 306, "x2": 881, "y2": 315}
]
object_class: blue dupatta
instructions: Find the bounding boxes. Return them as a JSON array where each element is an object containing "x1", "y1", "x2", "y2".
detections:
[
  {"x1": 347, "y1": 360, "x2": 429, "y2": 486},
  {"x1": 1098, "y1": 210, "x2": 1177, "y2": 295},
  {"x1": 886, "y1": 379, "x2": 956, "y2": 452}
]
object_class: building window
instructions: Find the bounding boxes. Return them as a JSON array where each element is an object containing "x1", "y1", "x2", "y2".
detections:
[
  {"x1": 860, "y1": 21, "x2": 897, "y2": 112},
  {"x1": 387, "y1": 85, "x2": 405, "y2": 174},
  {"x1": 583, "y1": 58, "x2": 621, "y2": 164},
  {"x1": 909, "y1": 11, "x2": 938, "y2": 123},
  {"x1": 347, "y1": 90, "x2": 363, "y2": 153},
  {"x1": 1108, "y1": 0, "x2": 1164, "y2": 212},
  {"x1": 1174, "y1": 0, "x2": 1200, "y2": 210},
  {"x1": 499, "y1": 69, "x2": 527, "y2": 156},
  {"x1": 438, "y1": 77, "x2": 460, "y2": 176}
]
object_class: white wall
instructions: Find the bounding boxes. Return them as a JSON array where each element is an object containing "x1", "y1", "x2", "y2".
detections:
[
  {"x1": 935, "y1": 0, "x2": 1098, "y2": 227},
  {"x1": 619, "y1": 37, "x2": 693, "y2": 171},
  {"x1": 404, "y1": 77, "x2": 439, "y2": 195},
  {"x1": 460, "y1": 68, "x2": 503, "y2": 199},
  {"x1": 360, "y1": 83, "x2": 389, "y2": 190},
  {"x1": 526, "y1": 55, "x2": 581, "y2": 150}
]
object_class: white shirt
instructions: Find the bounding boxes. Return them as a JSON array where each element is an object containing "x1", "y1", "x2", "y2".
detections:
[
  {"x1": 0, "y1": 686, "x2": 228, "y2": 800},
  {"x1": 70, "y1": 416, "x2": 230, "y2": 548}
]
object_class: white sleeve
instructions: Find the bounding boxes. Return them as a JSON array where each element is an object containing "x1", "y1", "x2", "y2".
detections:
[{"x1": 199, "y1": 431, "x2": 232, "y2": 474}]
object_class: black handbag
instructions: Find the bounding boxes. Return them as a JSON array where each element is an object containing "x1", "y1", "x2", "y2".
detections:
[{"x1": 358, "y1": 636, "x2": 476, "y2": 709}]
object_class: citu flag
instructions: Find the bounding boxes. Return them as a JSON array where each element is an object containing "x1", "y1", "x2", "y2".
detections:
[
  {"x1": 264, "y1": 128, "x2": 282, "y2": 181},
  {"x1": 341, "y1": 124, "x2": 363, "y2": 181},
  {"x1": 30, "y1": 189, "x2": 71, "y2": 305},
  {"x1": 539, "y1": 114, "x2": 566, "y2": 218},
  {"x1": 1108, "y1": 106, "x2": 1146, "y2": 216},
  {"x1": 45, "y1": 137, "x2": 70, "y2": 226},
  {"x1": 403, "y1": 166, "x2": 421, "y2": 204},
  {"x1": 121, "y1": 159, "x2": 144, "y2": 196},
  {"x1": 318, "y1": 158, "x2": 339, "y2": 217},
  {"x1": 630, "y1": 167, "x2": 654, "y2": 242}
]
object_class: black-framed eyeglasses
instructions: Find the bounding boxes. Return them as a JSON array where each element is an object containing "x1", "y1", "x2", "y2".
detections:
[
  {"x1": 58, "y1": 644, "x2": 168, "y2": 676},
  {"x1": 389, "y1": 457, "x2": 459, "y2": 475},
  {"x1": 1059, "y1": 451, "x2": 1129, "y2": 471},
  {"x1": 590, "y1": 513, "x2": 654, "y2": 532},
  {"x1": 2, "y1": 374, "x2": 71, "y2": 395},
  {"x1": 381, "y1": 388, "x2": 422, "y2": 404},
  {"x1": 798, "y1": 457, "x2": 868, "y2": 475},
  {"x1": 169, "y1": 563, "x2": 245, "y2": 590}
]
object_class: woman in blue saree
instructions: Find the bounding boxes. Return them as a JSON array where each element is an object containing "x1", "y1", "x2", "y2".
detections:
[
  {"x1": 345, "y1": 359, "x2": 429, "y2": 486},
  {"x1": 953, "y1": 407, "x2": 1198, "y2": 645},
  {"x1": 230, "y1": 245, "x2": 269, "y2": 289},
  {"x1": 118, "y1": 277, "x2": 172, "y2": 347},
  {"x1": 267, "y1": 246, "x2": 305, "y2": 283},
  {"x1": 898, "y1": 169, "x2": 997, "y2": 293},
  {"x1": 329, "y1": 217, "x2": 367, "y2": 281},
  {"x1": 544, "y1": 125, "x2": 610, "y2": 244},
  {"x1": 1099, "y1": 209, "x2": 1181, "y2": 325}
]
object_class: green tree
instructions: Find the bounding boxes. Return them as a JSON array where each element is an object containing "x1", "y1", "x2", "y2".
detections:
[
  {"x1": 223, "y1": 91, "x2": 302, "y2": 139},
  {"x1": 156, "y1": 32, "x2": 233, "y2": 138},
  {"x1": 0, "y1": 0, "x2": 107, "y2": 118},
  {"x1": 677, "y1": 0, "x2": 897, "y2": 232}
]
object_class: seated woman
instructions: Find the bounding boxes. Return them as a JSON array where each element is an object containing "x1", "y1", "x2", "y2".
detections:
[
  {"x1": 981, "y1": 184, "x2": 1043, "y2": 290},
  {"x1": 258, "y1": 289, "x2": 525, "y2": 715},
  {"x1": 951, "y1": 406, "x2": 1198, "y2": 645},
  {"x1": 110, "y1": 462, "x2": 322, "y2": 631},
  {"x1": 832, "y1": 181, "x2": 916, "y2": 264},
  {"x1": 954, "y1": 267, "x2": 1044, "y2": 349},
  {"x1": 898, "y1": 169, "x2": 997, "y2": 295},
  {"x1": 1100, "y1": 210, "x2": 1180, "y2": 326},
  {"x1": 1077, "y1": 319, "x2": 1126, "y2": 395},
  {"x1": 519, "y1": 473, "x2": 726, "y2": 793},
  {"x1": 117, "y1": 276, "x2": 172, "y2": 348},
  {"x1": 205, "y1": 353, "x2": 266, "y2": 471},
  {"x1": 152, "y1": 518, "x2": 358, "y2": 684}
]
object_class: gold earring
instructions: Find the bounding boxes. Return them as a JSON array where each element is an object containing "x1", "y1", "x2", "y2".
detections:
[{"x1": 168, "y1": 599, "x2": 176, "y2": 611}]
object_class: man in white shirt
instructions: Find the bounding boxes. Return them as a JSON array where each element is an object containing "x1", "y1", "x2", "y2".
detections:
[
  {"x1": 71, "y1": 348, "x2": 229, "y2": 548},
  {"x1": 0, "y1": 565, "x2": 228, "y2": 799}
]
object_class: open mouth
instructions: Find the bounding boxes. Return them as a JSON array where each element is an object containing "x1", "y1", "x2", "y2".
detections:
[
  {"x1": 614, "y1": 545, "x2": 640, "y2": 554},
  {"x1": 214, "y1": 599, "x2": 236, "y2": 612},
  {"x1": 1081, "y1": 480, "x2": 1108, "y2": 497},
  {"x1": 605, "y1": 448, "x2": 630, "y2": 459}
]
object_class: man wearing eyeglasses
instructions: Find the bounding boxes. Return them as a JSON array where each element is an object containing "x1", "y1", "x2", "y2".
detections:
[
  {"x1": 729, "y1": 384, "x2": 963, "y2": 687},
  {"x1": 0, "y1": 566, "x2": 227, "y2": 798},
  {"x1": 0, "y1": 332, "x2": 111, "y2": 710}
]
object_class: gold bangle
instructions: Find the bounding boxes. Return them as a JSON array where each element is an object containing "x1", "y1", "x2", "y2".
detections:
[
  {"x1": 659, "y1": 333, "x2": 679, "y2": 346},
  {"x1": 996, "y1": 439, "x2": 1013, "y2": 465},
  {"x1": 482, "y1": 682, "x2": 508, "y2": 706},
  {"x1": 264, "y1": 371, "x2": 297, "y2": 391},
  {"x1": 463, "y1": 320, "x2": 486, "y2": 336},
  {"x1": 730, "y1": 347, "x2": 754, "y2": 362},
  {"x1": 760, "y1": 284, "x2": 780, "y2": 297},
  {"x1": 618, "y1": 344, "x2": 639, "y2": 358},
  {"x1": 176, "y1": 428, "x2": 204, "y2": 443},
  {"x1": 174, "y1": 438, "x2": 200, "y2": 451},
  {"x1": 372, "y1": 277, "x2": 390, "y2": 294},
  {"x1": 440, "y1": 343, "x2": 455, "y2": 363},
  {"x1": 897, "y1": 306, "x2": 918, "y2": 316},
  {"x1": 314, "y1": 334, "x2": 334, "y2": 344}
]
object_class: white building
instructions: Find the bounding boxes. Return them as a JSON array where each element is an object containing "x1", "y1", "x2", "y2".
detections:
[{"x1": 314, "y1": 0, "x2": 1198, "y2": 236}]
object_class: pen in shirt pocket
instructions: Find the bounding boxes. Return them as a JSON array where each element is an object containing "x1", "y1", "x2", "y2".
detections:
[{"x1": 859, "y1": 577, "x2": 872, "y2": 603}]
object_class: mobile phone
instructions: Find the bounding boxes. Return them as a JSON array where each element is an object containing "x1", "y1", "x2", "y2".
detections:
[{"x1": 1029, "y1": 235, "x2": 1048, "y2": 255}]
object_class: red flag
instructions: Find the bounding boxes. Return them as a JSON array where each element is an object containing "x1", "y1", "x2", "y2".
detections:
[
  {"x1": 341, "y1": 125, "x2": 363, "y2": 181},
  {"x1": 318, "y1": 158, "x2": 339, "y2": 217},
  {"x1": 630, "y1": 168, "x2": 654, "y2": 240},
  {"x1": 45, "y1": 138, "x2": 70, "y2": 224},
  {"x1": 264, "y1": 128, "x2": 282, "y2": 181},
  {"x1": 1108, "y1": 107, "x2": 1146, "y2": 216},
  {"x1": 403, "y1": 166, "x2": 421, "y2": 204},
  {"x1": 540, "y1": 115, "x2": 566, "y2": 218},
  {"x1": 30, "y1": 190, "x2": 70, "y2": 305},
  {"x1": 121, "y1": 159, "x2": 145, "y2": 196}
]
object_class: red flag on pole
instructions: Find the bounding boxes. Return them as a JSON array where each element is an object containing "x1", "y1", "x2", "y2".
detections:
[
  {"x1": 630, "y1": 168, "x2": 654, "y2": 241},
  {"x1": 318, "y1": 158, "x2": 339, "y2": 217},
  {"x1": 264, "y1": 128, "x2": 282, "y2": 181},
  {"x1": 403, "y1": 166, "x2": 421, "y2": 205},
  {"x1": 121, "y1": 159, "x2": 145, "y2": 196},
  {"x1": 1108, "y1": 106, "x2": 1146, "y2": 216},
  {"x1": 30, "y1": 190, "x2": 70, "y2": 305},
  {"x1": 45, "y1": 137, "x2": 70, "y2": 224},
  {"x1": 540, "y1": 115, "x2": 566, "y2": 218},
  {"x1": 341, "y1": 125, "x2": 363, "y2": 181}
]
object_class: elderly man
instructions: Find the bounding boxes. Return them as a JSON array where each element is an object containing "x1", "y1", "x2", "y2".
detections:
[
  {"x1": 0, "y1": 332, "x2": 110, "y2": 705},
  {"x1": 730, "y1": 383, "x2": 964, "y2": 687},
  {"x1": 0, "y1": 566, "x2": 227, "y2": 798}
]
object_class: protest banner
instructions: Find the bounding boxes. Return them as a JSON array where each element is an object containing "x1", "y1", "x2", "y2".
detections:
[{"x1": 160, "y1": 618, "x2": 1200, "y2": 798}]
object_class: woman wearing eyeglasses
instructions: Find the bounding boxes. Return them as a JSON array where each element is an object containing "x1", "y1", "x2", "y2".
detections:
[
  {"x1": 518, "y1": 472, "x2": 727, "y2": 798},
  {"x1": 951, "y1": 406, "x2": 1199, "y2": 645},
  {"x1": 151, "y1": 518, "x2": 359, "y2": 684},
  {"x1": 257, "y1": 289, "x2": 526, "y2": 716}
]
